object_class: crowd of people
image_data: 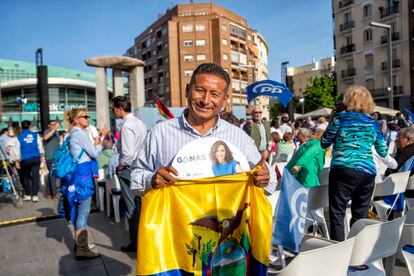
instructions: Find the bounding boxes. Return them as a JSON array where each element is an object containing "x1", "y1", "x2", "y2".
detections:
[{"x1": 1, "y1": 63, "x2": 414, "y2": 264}]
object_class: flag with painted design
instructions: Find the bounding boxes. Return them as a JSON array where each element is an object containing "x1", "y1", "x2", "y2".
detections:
[{"x1": 273, "y1": 168, "x2": 308, "y2": 252}]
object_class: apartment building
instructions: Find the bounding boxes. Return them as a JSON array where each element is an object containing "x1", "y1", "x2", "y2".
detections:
[
  {"x1": 333, "y1": 0, "x2": 412, "y2": 110},
  {"x1": 125, "y1": 2, "x2": 269, "y2": 114},
  {"x1": 286, "y1": 57, "x2": 336, "y2": 97}
]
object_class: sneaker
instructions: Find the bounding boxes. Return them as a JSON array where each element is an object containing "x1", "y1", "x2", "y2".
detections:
[
  {"x1": 23, "y1": 195, "x2": 32, "y2": 201},
  {"x1": 32, "y1": 196, "x2": 39, "y2": 202}
]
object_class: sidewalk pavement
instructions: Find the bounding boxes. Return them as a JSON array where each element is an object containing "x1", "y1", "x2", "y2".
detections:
[
  {"x1": 0, "y1": 212, "x2": 136, "y2": 276},
  {"x1": 0, "y1": 188, "x2": 410, "y2": 275}
]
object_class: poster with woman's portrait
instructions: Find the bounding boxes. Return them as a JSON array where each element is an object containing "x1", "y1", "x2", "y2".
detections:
[{"x1": 172, "y1": 138, "x2": 249, "y2": 180}]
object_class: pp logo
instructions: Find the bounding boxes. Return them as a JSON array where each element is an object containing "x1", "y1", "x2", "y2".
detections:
[
  {"x1": 289, "y1": 187, "x2": 308, "y2": 234},
  {"x1": 252, "y1": 83, "x2": 283, "y2": 94},
  {"x1": 68, "y1": 185, "x2": 76, "y2": 192}
]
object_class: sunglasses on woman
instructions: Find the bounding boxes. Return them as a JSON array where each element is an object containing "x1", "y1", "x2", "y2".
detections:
[{"x1": 78, "y1": 115, "x2": 90, "y2": 119}]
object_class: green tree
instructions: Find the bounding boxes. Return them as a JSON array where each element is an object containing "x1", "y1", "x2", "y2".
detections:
[
  {"x1": 269, "y1": 102, "x2": 282, "y2": 119},
  {"x1": 303, "y1": 75, "x2": 339, "y2": 113}
]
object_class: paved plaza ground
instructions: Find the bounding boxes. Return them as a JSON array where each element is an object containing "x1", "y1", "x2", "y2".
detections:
[{"x1": 0, "y1": 186, "x2": 410, "y2": 275}]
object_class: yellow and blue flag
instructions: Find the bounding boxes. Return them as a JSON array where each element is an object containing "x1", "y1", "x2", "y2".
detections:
[{"x1": 137, "y1": 169, "x2": 272, "y2": 276}]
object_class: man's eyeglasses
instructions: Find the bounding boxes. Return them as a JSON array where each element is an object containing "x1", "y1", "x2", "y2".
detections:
[
  {"x1": 253, "y1": 112, "x2": 262, "y2": 114},
  {"x1": 78, "y1": 115, "x2": 90, "y2": 119}
]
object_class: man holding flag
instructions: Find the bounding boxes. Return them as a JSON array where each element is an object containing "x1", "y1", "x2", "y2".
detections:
[{"x1": 131, "y1": 63, "x2": 277, "y2": 275}]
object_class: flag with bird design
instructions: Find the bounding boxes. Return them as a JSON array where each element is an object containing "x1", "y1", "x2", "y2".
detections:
[{"x1": 136, "y1": 168, "x2": 272, "y2": 276}]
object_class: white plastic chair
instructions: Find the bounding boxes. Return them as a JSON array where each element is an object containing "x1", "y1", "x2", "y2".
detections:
[
  {"x1": 105, "y1": 168, "x2": 113, "y2": 217},
  {"x1": 318, "y1": 167, "x2": 330, "y2": 186},
  {"x1": 402, "y1": 245, "x2": 414, "y2": 276},
  {"x1": 373, "y1": 171, "x2": 410, "y2": 220},
  {"x1": 273, "y1": 236, "x2": 355, "y2": 276},
  {"x1": 406, "y1": 175, "x2": 414, "y2": 210},
  {"x1": 397, "y1": 208, "x2": 414, "y2": 261},
  {"x1": 111, "y1": 174, "x2": 122, "y2": 223},
  {"x1": 306, "y1": 184, "x2": 330, "y2": 238},
  {"x1": 346, "y1": 216, "x2": 406, "y2": 276},
  {"x1": 276, "y1": 162, "x2": 288, "y2": 176},
  {"x1": 96, "y1": 168, "x2": 105, "y2": 212}
]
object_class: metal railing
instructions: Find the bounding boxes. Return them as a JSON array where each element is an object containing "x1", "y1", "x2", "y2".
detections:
[
  {"x1": 341, "y1": 68, "x2": 356, "y2": 78},
  {"x1": 380, "y1": 6, "x2": 399, "y2": 18},
  {"x1": 380, "y1": 32, "x2": 400, "y2": 44},
  {"x1": 340, "y1": 20, "x2": 355, "y2": 32},
  {"x1": 381, "y1": 59, "x2": 401, "y2": 70},
  {"x1": 339, "y1": 0, "x2": 354, "y2": 8},
  {"x1": 371, "y1": 86, "x2": 403, "y2": 97},
  {"x1": 340, "y1": 44, "x2": 355, "y2": 54}
]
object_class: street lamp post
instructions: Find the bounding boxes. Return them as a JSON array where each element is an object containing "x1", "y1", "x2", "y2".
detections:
[{"x1": 370, "y1": 21, "x2": 393, "y2": 109}]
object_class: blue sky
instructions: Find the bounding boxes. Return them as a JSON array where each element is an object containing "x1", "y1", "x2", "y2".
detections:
[{"x1": 0, "y1": 0, "x2": 333, "y2": 81}]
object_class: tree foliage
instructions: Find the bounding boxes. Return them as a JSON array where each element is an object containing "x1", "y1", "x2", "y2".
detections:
[{"x1": 303, "y1": 75, "x2": 338, "y2": 113}]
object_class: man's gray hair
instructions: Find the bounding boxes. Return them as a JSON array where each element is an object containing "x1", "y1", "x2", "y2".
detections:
[
  {"x1": 400, "y1": 127, "x2": 414, "y2": 141},
  {"x1": 298, "y1": 128, "x2": 312, "y2": 140}
]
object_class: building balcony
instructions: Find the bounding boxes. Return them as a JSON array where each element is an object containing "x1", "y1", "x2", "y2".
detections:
[
  {"x1": 379, "y1": 5, "x2": 399, "y2": 18},
  {"x1": 341, "y1": 68, "x2": 356, "y2": 78},
  {"x1": 371, "y1": 86, "x2": 404, "y2": 97},
  {"x1": 339, "y1": 20, "x2": 355, "y2": 32},
  {"x1": 364, "y1": 68, "x2": 374, "y2": 76},
  {"x1": 381, "y1": 59, "x2": 401, "y2": 70},
  {"x1": 340, "y1": 44, "x2": 355, "y2": 54},
  {"x1": 380, "y1": 32, "x2": 400, "y2": 44},
  {"x1": 339, "y1": 0, "x2": 354, "y2": 9}
]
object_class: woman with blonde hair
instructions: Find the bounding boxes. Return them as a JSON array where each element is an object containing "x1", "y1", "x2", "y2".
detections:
[
  {"x1": 321, "y1": 85, "x2": 389, "y2": 241},
  {"x1": 62, "y1": 108, "x2": 108, "y2": 260}
]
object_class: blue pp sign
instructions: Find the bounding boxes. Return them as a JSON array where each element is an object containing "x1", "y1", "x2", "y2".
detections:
[{"x1": 246, "y1": 80, "x2": 293, "y2": 107}]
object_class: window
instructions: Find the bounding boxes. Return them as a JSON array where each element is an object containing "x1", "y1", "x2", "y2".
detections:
[
  {"x1": 363, "y1": 29, "x2": 372, "y2": 42},
  {"x1": 345, "y1": 35, "x2": 352, "y2": 45},
  {"x1": 146, "y1": 37, "x2": 152, "y2": 47},
  {"x1": 239, "y1": 53, "x2": 247, "y2": 65},
  {"x1": 184, "y1": 55, "x2": 193, "y2": 61},
  {"x1": 231, "y1": 52, "x2": 239, "y2": 64},
  {"x1": 363, "y1": 4, "x2": 372, "y2": 18},
  {"x1": 247, "y1": 35, "x2": 251, "y2": 41},
  {"x1": 230, "y1": 25, "x2": 238, "y2": 36},
  {"x1": 344, "y1": 12, "x2": 352, "y2": 22},
  {"x1": 222, "y1": 54, "x2": 228, "y2": 60},
  {"x1": 365, "y1": 54, "x2": 373, "y2": 70},
  {"x1": 239, "y1": 29, "x2": 246, "y2": 40},
  {"x1": 184, "y1": 70, "x2": 193, "y2": 76},
  {"x1": 183, "y1": 40, "x2": 193, "y2": 46},
  {"x1": 222, "y1": 39, "x2": 228, "y2": 45},
  {"x1": 366, "y1": 79, "x2": 374, "y2": 90},
  {"x1": 197, "y1": 54, "x2": 206, "y2": 61},
  {"x1": 196, "y1": 40, "x2": 206, "y2": 46},
  {"x1": 182, "y1": 24, "x2": 193, "y2": 32},
  {"x1": 195, "y1": 24, "x2": 205, "y2": 32}
]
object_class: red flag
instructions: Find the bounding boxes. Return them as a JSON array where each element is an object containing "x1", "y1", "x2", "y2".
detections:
[{"x1": 156, "y1": 98, "x2": 174, "y2": 119}]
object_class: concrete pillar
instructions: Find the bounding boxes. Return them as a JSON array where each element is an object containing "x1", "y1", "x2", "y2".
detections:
[
  {"x1": 113, "y1": 69, "x2": 124, "y2": 97},
  {"x1": 129, "y1": 66, "x2": 145, "y2": 118},
  {"x1": 95, "y1": 67, "x2": 110, "y2": 129}
]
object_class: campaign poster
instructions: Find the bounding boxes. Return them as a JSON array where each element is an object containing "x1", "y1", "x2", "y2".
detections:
[{"x1": 172, "y1": 138, "x2": 249, "y2": 180}]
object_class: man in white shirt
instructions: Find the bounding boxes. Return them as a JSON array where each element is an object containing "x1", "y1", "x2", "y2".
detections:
[
  {"x1": 279, "y1": 113, "x2": 293, "y2": 135},
  {"x1": 112, "y1": 96, "x2": 147, "y2": 252}
]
